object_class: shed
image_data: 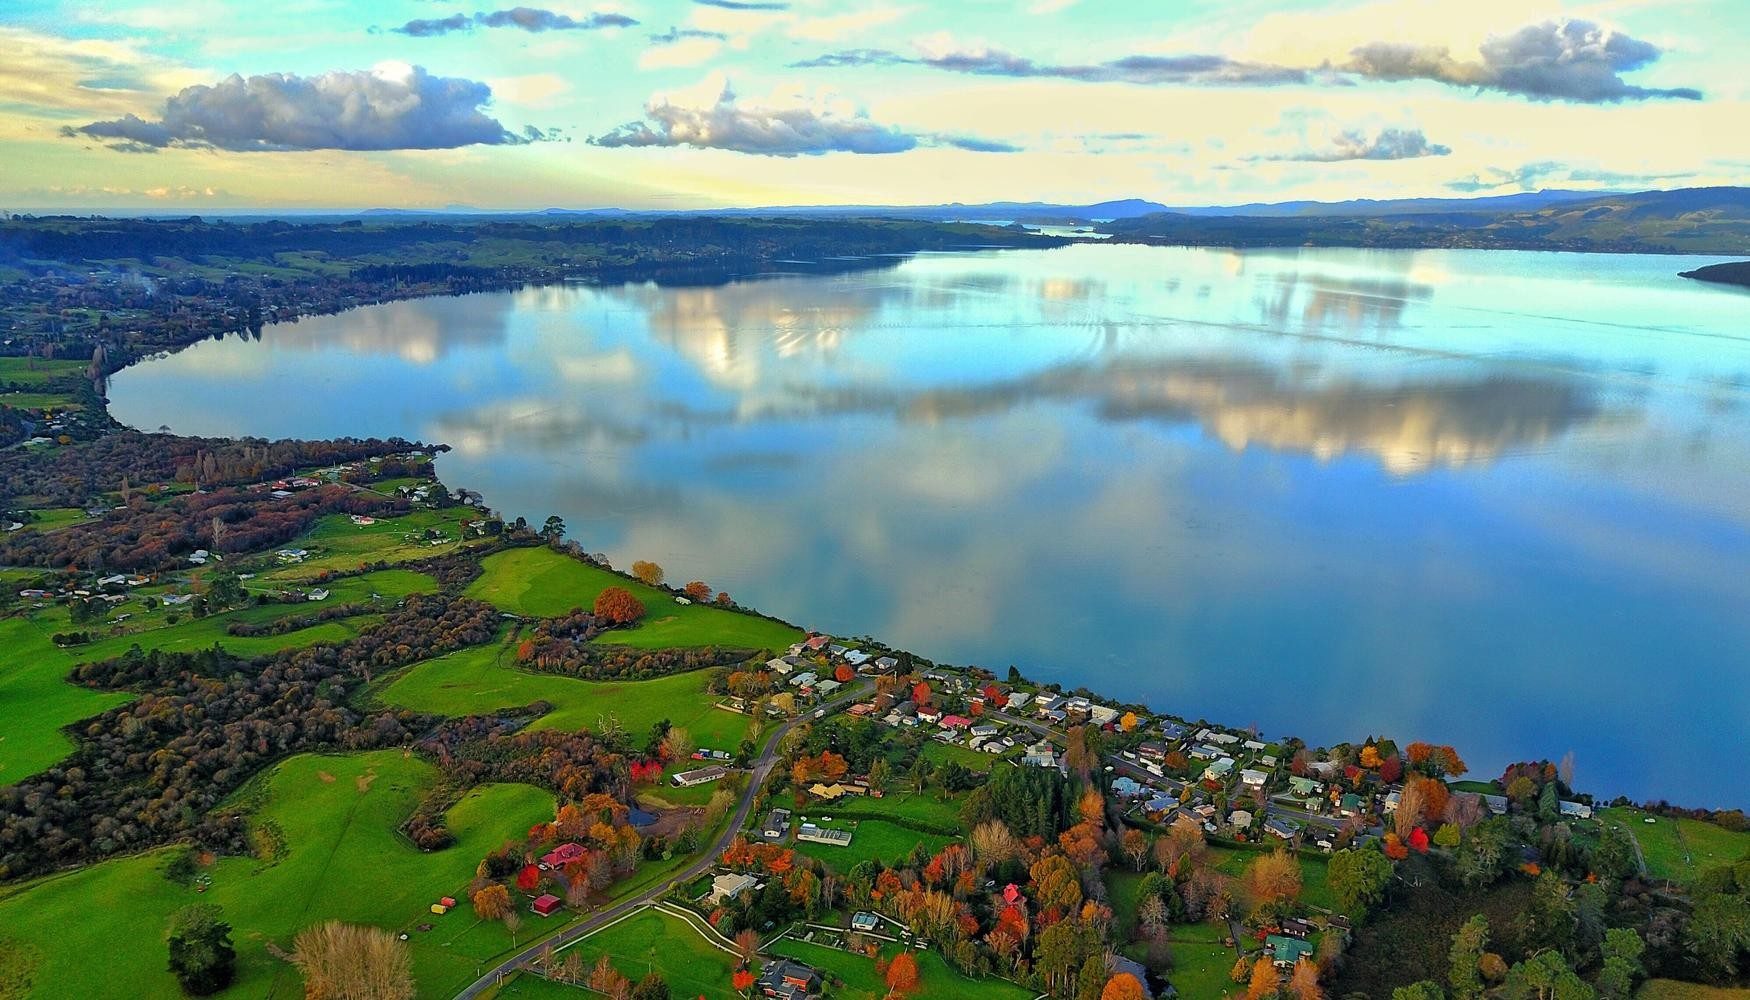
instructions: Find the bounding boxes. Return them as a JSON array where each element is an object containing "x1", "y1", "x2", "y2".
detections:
[{"x1": 532, "y1": 894, "x2": 563, "y2": 917}]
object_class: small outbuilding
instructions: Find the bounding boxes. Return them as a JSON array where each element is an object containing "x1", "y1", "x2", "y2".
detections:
[{"x1": 532, "y1": 894, "x2": 563, "y2": 917}]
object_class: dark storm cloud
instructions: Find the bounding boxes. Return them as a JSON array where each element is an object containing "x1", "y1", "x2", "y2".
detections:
[
  {"x1": 395, "y1": 7, "x2": 637, "y2": 36},
  {"x1": 70, "y1": 67, "x2": 537, "y2": 151}
]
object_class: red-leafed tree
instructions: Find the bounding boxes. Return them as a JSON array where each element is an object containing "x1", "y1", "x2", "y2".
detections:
[
  {"x1": 593, "y1": 586, "x2": 645, "y2": 625},
  {"x1": 834, "y1": 664, "x2": 854, "y2": 683},
  {"x1": 1408, "y1": 827, "x2": 1431, "y2": 854},
  {"x1": 731, "y1": 968, "x2": 756, "y2": 993},
  {"x1": 885, "y1": 952, "x2": 920, "y2": 994},
  {"x1": 912, "y1": 682, "x2": 931, "y2": 705},
  {"x1": 516, "y1": 865, "x2": 540, "y2": 891}
]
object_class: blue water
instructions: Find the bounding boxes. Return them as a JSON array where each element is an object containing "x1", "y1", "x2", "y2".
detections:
[{"x1": 108, "y1": 244, "x2": 1750, "y2": 806}]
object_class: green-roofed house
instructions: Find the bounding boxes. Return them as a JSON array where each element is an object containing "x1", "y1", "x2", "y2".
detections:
[{"x1": 1267, "y1": 934, "x2": 1314, "y2": 968}]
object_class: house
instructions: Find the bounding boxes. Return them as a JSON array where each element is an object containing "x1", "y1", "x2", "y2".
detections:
[
  {"x1": 1112, "y1": 776, "x2": 1145, "y2": 798},
  {"x1": 1230, "y1": 809, "x2": 1254, "y2": 830},
  {"x1": 1188, "y1": 744, "x2": 1220, "y2": 761},
  {"x1": 1144, "y1": 795, "x2": 1178, "y2": 817},
  {"x1": 1482, "y1": 794, "x2": 1509, "y2": 815},
  {"x1": 1281, "y1": 917, "x2": 1313, "y2": 940},
  {"x1": 843, "y1": 650, "x2": 872, "y2": 668},
  {"x1": 803, "y1": 635, "x2": 831, "y2": 653},
  {"x1": 870, "y1": 656, "x2": 899, "y2": 674},
  {"x1": 1267, "y1": 935, "x2": 1313, "y2": 968},
  {"x1": 795, "y1": 823, "x2": 853, "y2": 847},
  {"x1": 1137, "y1": 741, "x2": 1169, "y2": 762},
  {"x1": 531, "y1": 894, "x2": 563, "y2": 917},
  {"x1": 1022, "y1": 741, "x2": 1059, "y2": 769},
  {"x1": 850, "y1": 911, "x2": 880, "y2": 932},
  {"x1": 1158, "y1": 720, "x2": 1188, "y2": 741},
  {"x1": 763, "y1": 809, "x2": 792, "y2": 839},
  {"x1": 187, "y1": 549, "x2": 210, "y2": 565},
  {"x1": 1288, "y1": 776, "x2": 1323, "y2": 797},
  {"x1": 1006, "y1": 691, "x2": 1032, "y2": 710},
  {"x1": 162, "y1": 593, "x2": 195, "y2": 606},
  {"x1": 808, "y1": 783, "x2": 859, "y2": 801},
  {"x1": 672, "y1": 765, "x2": 729, "y2": 787},
  {"x1": 969, "y1": 723, "x2": 1000, "y2": 740},
  {"x1": 939, "y1": 714, "x2": 973, "y2": 730},
  {"x1": 709, "y1": 872, "x2": 758, "y2": 905},
  {"x1": 1337, "y1": 793, "x2": 1364, "y2": 817},
  {"x1": 1383, "y1": 790, "x2": 1402, "y2": 813},
  {"x1": 540, "y1": 842, "x2": 586, "y2": 870},
  {"x1": 275, "y1": 548, "x2": 308, "y2": 563},
  {"x1": 916, "y1": 706, "x2": 943, "y2": 724},
  {"x1": 1560, "y1": 800, "x2": 1594, "y2": 820},
  {"x1": 307, "y1": 588, "x2": 329, "y2": 602},
  {"x1": 788, "y1": 671, "x2": 818, "y2": 688},
  {"x1": 97, "y1": 574, "x2": 127, "y2": 587},
  {"x1": 1265, "y1": 818, "x2": 1298, "y2": 841},
  {"x1": 1243, "y1": 739, "x2": 1268, "y2": 752},
  {"x1": 1240, "y1": 768, "x2": 1269, "y2": 789},
  {"x1": 766, "y1": 656, "x2": 794, "y2": 676},
  {"x1": 757, "y1": 959, "x2": 822, "y2": 999},
  {"x1": 1203, "y1": 758, "x2": 1236, "y2": 783},
  {"x1": 815, "y1": 679, "x2": 842, "y2": 697}
]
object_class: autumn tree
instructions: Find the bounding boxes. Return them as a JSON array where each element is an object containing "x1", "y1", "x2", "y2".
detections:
[
  {"x1": 683, "y1": 580, "x2": 712, "y2": 602},
  {"x1": 1290, "y1": 957, "x2": 1323, "y2": 1000},
  {"x1": 834, "y1": 664, "x2": 854, "y2": 683},
  {"x1": 886, "y1": 951, "x2": 920, "y2": 994},
  {"x1": 472, "y1": 883, "x2": 512, "y2": 920},
  {"x1": 1121, "y1": 828, "x2": 1150, "y2": 871},
  {"x1": 970, "y1": 820, "x2": 1019, "y2": 865},
  {"x1": 631, "y1": 561, "x2": 664, "y2": 586},
  {"x1": 590, "y1": 955, "x2": 629, "y2": 997},
  {"x1": 594, "y1": 586, "x2": 646, "y2": 625},
  {"x1": 290, "y1": 921, "x2": 414, "y2": 1000},
  {"x1": 1102, "y1": 972, "x2": 1147, "y2": 1000},
  {"x1": 734, "y1": 928, "x2": 759, "y2": 966},
  {"x1": 1243, "y1": 849, "x2": 1303, "y2": 916},
  {"x1": 1248, "y1": 951, "x2": 1281, "y2": 999},
  {"x1": 660, "y1": 726, "x2": 694, "y2": 763},
  {"x1": 731, "y1": 968, "x2": 756, "y2": 994}
]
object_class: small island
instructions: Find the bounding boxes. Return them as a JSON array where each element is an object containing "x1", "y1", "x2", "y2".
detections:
[{"x1": 1679, "y1": 260, "x2": 1750, "y2": 288}]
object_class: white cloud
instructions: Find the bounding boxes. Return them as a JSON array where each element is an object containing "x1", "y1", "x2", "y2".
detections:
[{"x1": 640, "y1": 36, "x2": 726, "y2": 69}]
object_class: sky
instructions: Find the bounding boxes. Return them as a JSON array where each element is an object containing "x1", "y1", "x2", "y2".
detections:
[{"x1": 0, "y1": 0, "x2": 1745, "y2": 211}]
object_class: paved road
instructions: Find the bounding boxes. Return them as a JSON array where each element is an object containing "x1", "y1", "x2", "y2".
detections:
[{"x1": 454, "y1": 684, "x2": 869, "y2": 1000}]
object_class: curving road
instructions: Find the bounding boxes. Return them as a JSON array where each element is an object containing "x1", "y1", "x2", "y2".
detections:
[{"x1": 454, "y1": 684, "x2": 868, "y2": 999}]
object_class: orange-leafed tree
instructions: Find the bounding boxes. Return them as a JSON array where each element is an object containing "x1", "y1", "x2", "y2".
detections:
[
  {"x1": 834, "y1": 664, "x2": 854, "y2": 683},
  {"x1": 1290, "y1": 956, "x2": 1324, "y2": 1000},
  {"x1": 731, "y1": 968, "x2": 756, "y2": 994},
  {"x1": 1359, "y1": 744, "x2": 1383, "y2": 769},
  {"x1": 885, "y1": 952, "x2": 920, "y2": 994},
  {"x1": 1383, "y1": 833, "x2": 1409, "y2": 861},
  {"x1": 593, "y1": 586, "x2": 645, "y2": 625},
  {"x1": 911, "y1": 681, "x2": 931, "y2": 705},
  {"x1": 472, "y1": 884, "x2": 512, "y2": 920},
  {"x1": 1248, "y1": 951, "x2": 1280, "y2": 999},
  {"x1": 630, "y1": 560, "x2": 664, "y2": 586},
  {"x1": 1102, "y1": 972, "x2": 1147, "y2": 1000},
  {"x1": 684, "y1": 580, "x2": 712, "y2": 602}
]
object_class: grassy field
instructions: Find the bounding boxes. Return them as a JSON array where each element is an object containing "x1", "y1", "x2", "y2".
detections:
[
  {"x1": 270, "y1": 509, "x2": 484, "y2": 579},
  {"x1": 0, "y1": 358, "x2": 86, "y2": 386},
  {"x1": 465, "y1": 548, "x2": 801, "y2": 650},
  {"x1": 792, "y1": 817, "x2": 953, "y2": 870},
  {"x1": 0, "y1": 751, "x2": 555, "y2": 999},
  {"x1": 7, "y1": 507, "x2": 86, "y2": 532},
  {"x1": 1208, "y1": 844, "x2": 1337, "y2": 912},
  {"x1": 1603, "y1": 807, "x2": 1750, "y2": 885},
  {"x1": 768, "y1": 936, "x2": 1031, "y2": 1000},
  {"x1": 1159, "y1": 922, "x2": 1241, "y2": 999},
  {"x1": 380, "y1": 635, "x2": 754, "y2": 749},
  {"x1": 0, "y1": 617, "x2": 134, "y2": 781},
  {"x1": 0, "y1": 391, "x2": 81, "y2": 410},
  {"x1": 807, "y1": 788, "x2": 963, "y2": 833},
  {"x1": 1638, "y1": 981, "x2": 1750, "y2": 999},
  {"x1": 551, "y1": 908, "x2": 741, "y2": 999}
]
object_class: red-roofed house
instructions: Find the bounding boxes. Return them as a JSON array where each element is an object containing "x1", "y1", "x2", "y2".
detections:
[
  {"x1": 940, "y1": 715, "x2": 974, "y2": 730},
  {"x1": 532, "y1": 894, "x2": 562, "y2": 917},
  {"x1": 804, "y1": 635, "x2": 831, "y2": 652},
  {"x1": 540, "y1": 842, "x2": 585, "y2": 870},
  {"x1": 1002, "y1": 883, "x2": 1023, "y2": 906}
]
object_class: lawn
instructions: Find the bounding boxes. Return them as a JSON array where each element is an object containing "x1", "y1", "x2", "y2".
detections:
[
  {"x1": 8, "y1": 506, "x2": 86, "y2": 532},
  {"x1": 1603, "y1": 807, "x2": 1750, "y2": 885},
  {"x1": 810, "y1": 789, "x2": 964, "y2": 834},
  {"x1": 553, "y1": 908, "x2": 741, "y2": 999},
  {"x1": 0, "y1": 391, "x2": 81, "y2": 410},
  {"x1": 1208, "y1": 844, "x2": 1337, "y2": 912},
  {"x1": 0, "y1": 617, "x2": 133, "y2": 781},
  {"x1": 768, "y1": 936, "x2": 1031, "y2": 1000},
  {"x1": 379, "y1": 635, "x2": 754, "y2": 749},
  {"x1": 273, "y1": 508, "x2": 485, "y2": 579},
  {"x1": 921, "y1": 740, "x2": 1011, "y2": 773},
  {"x1": 465, "y1": 548, "x2": 801, "y2": 650},
  {"x1": 0, "y1": 357, "x2": 86, "y2": 385},
  {"x1": 0, "y1": 751, "x2": 556, "y2": 999},
  {"x1": 792, "y1": 817, "x2": 953, "y2": 870}
]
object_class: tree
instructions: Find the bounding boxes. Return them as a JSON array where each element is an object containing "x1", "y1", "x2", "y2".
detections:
[
  {"x1": 1121, "y1": 828, "x2": 1150, "y2": 871},
  {"x1": 630, "y1": 560, "x2": 664, "y2": 586},
  {"x1": 291, "y1": 921, "x2": 414, "y2": 1000},
  {"x1": 734, "y1": 928, "x2": 759, "y2": 966},
  {"x1": 1449, "y1": 914, "x2": 1489, "y2": 1000},
  {"x1": 631, "y1": 972, "x2": 669, "y2": 1000},
  {"x1": 1289, "y1": 957, "x2": 1323, "y2": 1000},
  {"x1": 886, "y1": 951, "x2": 920, "y2": 994},
  {"x1": 1248, "y1": 950, "x2": 1280, "y2": 999},
  {"x1": 731, "y1": 968, "x2": 756, "y2": 994},
  {"x1": 1328, "y1": 847, "x2": 1392, "y2": 919},
  {"x1": 594, "y1": 586, "x2": 646, "y2": 625},
  {"x1": 1596, "y1": 928, "x2": 1644, "y2": 999},
  {"x1": 1434, "y1": 823, "x2": 1462, "y2": 849},
  {"x1": 472, "y1": 883, "x2": 513, "y2": 920},
  {"x1": 834, "y1": 663, "x2": 855, "y2": 683},
  {"x1": 660, "y1": 725, "x2": 694, "y2": 763},
  {"x1": 166, "y1": 904, "x2": 235, "y2": 996},
  {"x1": 1243, "y1": 849, "x2": 1302, "y2": 915},
  {"x1": 683, "y1": 580, "x2": 712, "y2": 602},
  {"x1": 541, "y1": 515, "x2": 566, "y2": 541},
  {"x1": 1393, "y1": 984, "x2": 1445, "y2": 1000},
  {"x1": 1102, "y1": 972, "x2": 1146, "y2": 1000},
  {"x1": 1502, "y1": 950, "x2": 1594, "y2": 1000}
]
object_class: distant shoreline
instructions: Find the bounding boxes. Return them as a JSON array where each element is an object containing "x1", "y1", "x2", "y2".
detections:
[{"x1": 1679, "y1": 260, "x2": 1750, "y2": 288}]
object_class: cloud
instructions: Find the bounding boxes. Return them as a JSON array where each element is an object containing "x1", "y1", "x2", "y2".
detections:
[
  {"x1": 395, "y1": 7, "x2": 637, "y2": 36},
  {"x1": 589, "y1": 75, "x2": 916, "y2": 155},
  {"x1": 1345, "y1": 19, "x2": 1700, "y2": 102},
  {"x1": 795, "y1": 36, "x2": 1309, "y2": 86},
  {"x1": 0, "y1": 26, "x2": 205, "y2": 118},
  {"x1": 588, "y1": 74, "x2": 1017, "y2": 156},
  {"x1": 70, "y1": 65, "x2": 538, "y2": 151},
  {"x1": 795, "y1": 19, "x2": 1698, "y2": 103},
  {"x1": 650, "y1": 27, "x2": 729, "y2": 43},
  {"x1": 1265, "y1": 127, "x2": 1452, "y2": 162},
  {"x1": 641, "y1": 28, "x2": 726, "y2": 69},
  {"x1": 1446, "y1": 160, "x2": 1694, "y2": 192},
  {"x1": 694, "y1": 0, "x2": 789, "y2": 8},
  {"x1": 787, "y1": 6, "x2": 911, "y2": 43}
]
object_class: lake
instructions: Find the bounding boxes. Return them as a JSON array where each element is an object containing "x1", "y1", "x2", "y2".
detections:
[{"x1": 108, "y1": 243, "x2": 1750, "y2": 806}]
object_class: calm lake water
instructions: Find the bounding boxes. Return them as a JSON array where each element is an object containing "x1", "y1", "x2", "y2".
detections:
[{"x1": 110, "y1": 244, "x2": 1750, "y2": 806}]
